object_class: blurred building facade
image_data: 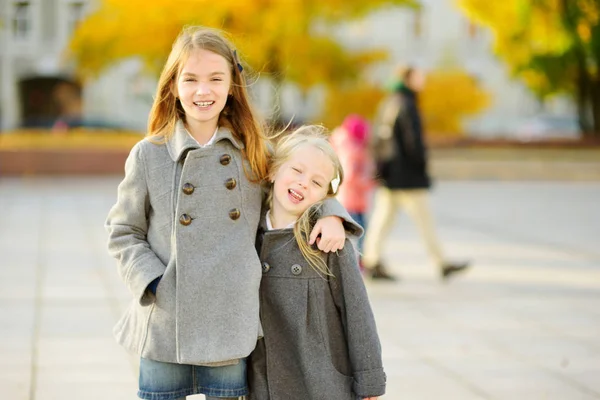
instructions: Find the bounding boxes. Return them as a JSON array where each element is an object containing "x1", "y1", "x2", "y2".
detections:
[
  {"x1": 1, "y1": 0, "x2": 89, "y2": 130},
  {"x1": 0, "y1": 0, "x2": 575, "y2": 135},
  {"x1": 0, "y1": 0, "x2": 153, "y2": 131}
]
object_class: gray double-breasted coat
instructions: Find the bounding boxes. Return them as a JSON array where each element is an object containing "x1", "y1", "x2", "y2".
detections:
[
  {"x1": 106, "y1": 121, "x2": 355, "y2": 366},
  {"x1": 248, "y1": 217, "x2": 386, "y2": 399}
]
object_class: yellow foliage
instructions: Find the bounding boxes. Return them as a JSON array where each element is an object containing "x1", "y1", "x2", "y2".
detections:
[
  {"x1": 456, "y1": 0, "x2": 596, "y2": 96},
  {"x1": 420, "y1": 69, "x2": 490, "y2": 135},
  {"x1": 317, "y1": 85, "x2": 386, "y2": 129},
  {"x1": 456, "y1": 0, "x2": 571, "y2": 65},
  {"x1": 68, "y1": 0, "x2": 413, "y2": 88},
  {"x1": 0, "y1": 129, "x2": 143, "y2": 151}
]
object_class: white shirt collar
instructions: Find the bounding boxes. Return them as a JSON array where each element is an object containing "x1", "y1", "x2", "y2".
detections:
[
  {"x1": 188, "y1": 126, "x2": 218, "y2": 147},
  {"x1": 265, "y1": 209, "x2": 296, "y2": 231}
]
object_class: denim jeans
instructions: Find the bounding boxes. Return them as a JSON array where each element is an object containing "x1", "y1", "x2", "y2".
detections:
[{"x1": 138, "y1": 357, "x2": 247, "y2": 400}]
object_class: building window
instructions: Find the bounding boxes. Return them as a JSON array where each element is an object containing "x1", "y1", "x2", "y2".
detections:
[
  {"x1": 13, "y1": 1, "x2": 31, "y2": 40},
  {"x1": 67, "y1": 2, "x2": 85, "y2": 33}
]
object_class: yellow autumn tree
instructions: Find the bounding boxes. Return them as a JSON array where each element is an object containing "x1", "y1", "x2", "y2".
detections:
[
  {"x1": 420, "y1": 69, "x2": 490, "y2": 136},
  {"x1": 456, "y1": 0, "x2": 600, "y2": 135},
  {"x1": 68, "y1": 0, "x2": 417, "y2": 118}
]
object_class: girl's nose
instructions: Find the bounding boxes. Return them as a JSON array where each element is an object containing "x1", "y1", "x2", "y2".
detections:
[{"x1": 196, "y1": 83, "x2": 209, "y2": 95}]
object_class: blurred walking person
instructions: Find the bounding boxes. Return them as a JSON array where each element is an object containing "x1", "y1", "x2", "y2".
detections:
[
  {"x1": 330, "y1": 114, "x2": 375, "y2": 265},
  {"x1": 364, "y1": 66, "x2": 469, "y2": 281}
]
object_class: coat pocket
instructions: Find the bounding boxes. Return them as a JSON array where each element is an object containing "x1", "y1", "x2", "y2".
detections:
[
  {"x1": 113, "y1": 299, "x2": 155, "y2": 356},
  {"x1": 308, "y1": 281, "x2": 354, "y2": 387}
]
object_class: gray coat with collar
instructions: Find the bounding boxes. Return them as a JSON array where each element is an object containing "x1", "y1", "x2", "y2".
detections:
[
  {"x1": 106, "y1": 121, "x2": 357, "y2": 366},
  {"x1": 248, "y1": 216, "x2": 386, "y2": 399}
]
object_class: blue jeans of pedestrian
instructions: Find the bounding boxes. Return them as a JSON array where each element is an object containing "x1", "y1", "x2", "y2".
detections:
[{"x1": 350, "y1": 212, "x2": 366, "y2": 253}]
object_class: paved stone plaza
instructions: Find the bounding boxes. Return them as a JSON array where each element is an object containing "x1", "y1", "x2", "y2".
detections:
[{"x1": 1, "y1": 177, "x2": 599, "y2": 399}]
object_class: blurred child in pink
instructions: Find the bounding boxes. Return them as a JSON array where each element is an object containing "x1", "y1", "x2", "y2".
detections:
[{"x1": 331, "y1": 114, "x2": 375, "y2": 258}]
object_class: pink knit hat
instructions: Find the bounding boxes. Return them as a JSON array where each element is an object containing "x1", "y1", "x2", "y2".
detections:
[{"x1": 341, "y1": 114, "x2": 370, "y2": 146}]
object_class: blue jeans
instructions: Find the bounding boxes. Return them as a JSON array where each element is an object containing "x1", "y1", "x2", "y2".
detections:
[{"x1": 138, "y1": 357, "x2": 247, "y2": 399}]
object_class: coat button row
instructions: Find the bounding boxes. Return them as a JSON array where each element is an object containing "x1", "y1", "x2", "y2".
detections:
[
  {"x1": 182, "y1": 178, "x2": 236, "y2": 194},
  {"x1": 180, "y1": 210, "x2": 240, "y2": 225},
  {"x1": 261, "y1": 263, "x2": 303, "y2": 275},
  {"x1": 220, "y1": 154, "x2": 231, "y2": 165}
]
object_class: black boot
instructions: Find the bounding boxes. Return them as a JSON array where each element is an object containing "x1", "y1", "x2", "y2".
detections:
[
  {"x1": 441, "y1": 261, "x2": 470, "y2": 280},
  {"x1": 370, "y1": 263, "x2": 398, "y2": 281}
]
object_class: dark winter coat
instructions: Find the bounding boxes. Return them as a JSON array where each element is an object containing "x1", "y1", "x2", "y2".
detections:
[
  {"x1": 248, "y1": 217, "x2": 386, "y2": 400},
  {"x1": 373, "y1": 86, "x2": 431, "y2": 189}
]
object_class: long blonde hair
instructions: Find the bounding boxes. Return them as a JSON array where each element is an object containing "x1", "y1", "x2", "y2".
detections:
[
  {"x1": 268, "y1": 125, "x2": 345, "y2": 276},
  {"x1": 147, "y1": 25, "x2": 268, "y2": 182}
]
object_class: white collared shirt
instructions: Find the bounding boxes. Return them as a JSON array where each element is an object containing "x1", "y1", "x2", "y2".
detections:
[{"x1": 265, "y1": 209, "x2": 296, "y2": 231}]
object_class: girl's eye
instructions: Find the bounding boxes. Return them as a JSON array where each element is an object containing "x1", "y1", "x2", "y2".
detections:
[
  {"x1": 312, "y1": 180, "x2": 322, "y2": 187},
  {"x1": 212, "y1": 78, "x2": 223, "y2": 82},
  {"x1": 292, "y1": 167, "x2": 301, "y2": 173},
  {"x1": 184, "y1": 78, "x2": 195, "y2": 82}
]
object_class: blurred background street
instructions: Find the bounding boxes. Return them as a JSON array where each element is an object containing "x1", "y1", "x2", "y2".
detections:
[{"x1": 1, "y1": 177, "x2": 599, "y2": 399}]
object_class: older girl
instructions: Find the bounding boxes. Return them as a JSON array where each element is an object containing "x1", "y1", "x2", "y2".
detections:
[
  {"x1": 249, "y1": 126, "x2": 386, "y2": 400},
  {"x1": 105, "y1": 26, "x2": 353, "y2": 400}
]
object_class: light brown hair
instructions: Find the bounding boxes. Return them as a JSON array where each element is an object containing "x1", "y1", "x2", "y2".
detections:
[{"x1": 147, "y1": 26, "x2": 268, "y2": 182}]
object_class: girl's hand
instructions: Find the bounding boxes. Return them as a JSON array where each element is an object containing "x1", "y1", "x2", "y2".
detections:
[{"x1": 309, "y1": 216, "x2": 345, "y2": 253}]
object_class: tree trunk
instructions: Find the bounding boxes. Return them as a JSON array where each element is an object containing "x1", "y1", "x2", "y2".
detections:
[
  {"x1": 267, "y1": 45, "x2": 284, "y2": 127},
  {"x1": 576, "y1": 63, "x2": 593, "y2": 134},
  {"x1": 590, "y1": 80, "x2": 600, "y2": 137},
  {"x1": 271, "y1": 72, "x2": 284, "y2": 127}
]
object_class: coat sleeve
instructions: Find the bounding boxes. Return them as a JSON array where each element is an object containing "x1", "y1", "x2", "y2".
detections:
[
  {"x1": 328, "y1": 240, "x2": 386, "y2": 397},
  {"x1": 105, "y1": 141, "x2": 167, "y2": 306},
  {"x1": 320, "y1": 198, "x2": 364, "y2": 238}
]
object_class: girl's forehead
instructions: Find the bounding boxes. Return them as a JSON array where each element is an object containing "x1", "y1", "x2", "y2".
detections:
[
  {"x1": 179, "y1": 48, "x2": 231, "y2": 74},
  {"x1": 288, "y1": 144, "x2": 335, "y2": 173},
  {"x1": 290, "y1": 143, "x2": 326, "y2": 159}
]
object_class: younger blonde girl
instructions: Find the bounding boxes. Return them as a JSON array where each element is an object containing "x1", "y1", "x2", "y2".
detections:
[{"x1": 249, "y1": 126, "x2": 386, "y2": 400}]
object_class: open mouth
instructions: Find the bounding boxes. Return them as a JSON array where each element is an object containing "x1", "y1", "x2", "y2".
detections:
[
  {"x1": 288, "y1": 188, "x2": 304, "y2": 202},
  {"x1": 193, "y1": 101, "x2": 215, "y2": 108}
]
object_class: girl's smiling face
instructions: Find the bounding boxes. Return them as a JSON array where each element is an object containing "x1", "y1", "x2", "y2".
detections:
[
  {"x1": 271, "y1": 144, "x2": 335, "y2": 223},
  {"x1": 175, "y1": 48, "x2": 232, "y2": 134}
]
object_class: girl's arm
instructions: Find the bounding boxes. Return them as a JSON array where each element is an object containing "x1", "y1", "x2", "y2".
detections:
[
  {"x1": 328, "y1": 240, "x2": 386, "y2": 398},
  {"x1": 105, "y1": 142, "x2": 166, "y2": 306},
  {"x1": 310, "y1": 198, "x2": 363, "y2": 252}
]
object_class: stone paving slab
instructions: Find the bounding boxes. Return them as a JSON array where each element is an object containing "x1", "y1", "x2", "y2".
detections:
[{"x1": 0, "y1": 177, "x2": 599, "y2": 400}]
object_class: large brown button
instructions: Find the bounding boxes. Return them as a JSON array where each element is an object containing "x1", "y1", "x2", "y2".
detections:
[
  {"x1": 225, "y1": 178, "x2": 237, "y2": 190},
  {"x1": 179, "y1": 214, "x2": 192, "y2": 226},
  {"x1": 229, "y1": 208, "x2": 241, "y2": 220},
  {"x1": 220, "y1": 154, "x2": 231, "y2": 165},
  {"x1": 182, "y1": 183, "x2": 195, "y2": 195}
]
